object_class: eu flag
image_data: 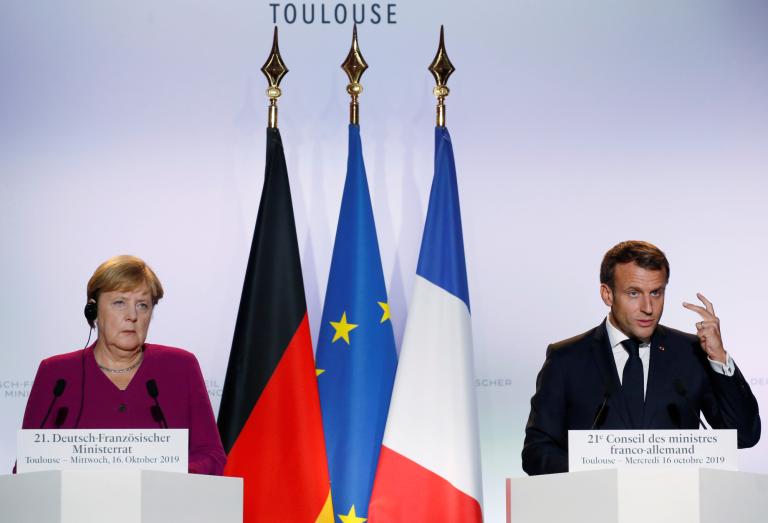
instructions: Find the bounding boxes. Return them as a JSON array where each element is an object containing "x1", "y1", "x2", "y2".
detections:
[{"x1": 316, "y1": 124, "x2": 398, "y2": 522}]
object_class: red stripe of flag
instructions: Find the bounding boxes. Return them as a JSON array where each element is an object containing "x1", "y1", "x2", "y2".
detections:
[
  {"x1": 224, "y1": 315, "x2": 330, "y2": 522},
  {"x1": 369, "y1": 446, "x2": 482, "y2": 523}
]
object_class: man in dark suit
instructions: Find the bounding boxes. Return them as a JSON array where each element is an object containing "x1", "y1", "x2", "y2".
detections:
[{"x1": 522, "y1": 241, "x2": 761, "y2": 475}]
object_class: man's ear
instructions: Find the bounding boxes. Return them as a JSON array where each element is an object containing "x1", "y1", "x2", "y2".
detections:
[{"x1": 600, "y1": 283, "x2": 614, "y2": 307}]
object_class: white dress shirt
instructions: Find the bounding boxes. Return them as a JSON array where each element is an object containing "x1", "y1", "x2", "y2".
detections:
[{"x1": 605, "y1": 316, "x2": 735, "y2": 400}]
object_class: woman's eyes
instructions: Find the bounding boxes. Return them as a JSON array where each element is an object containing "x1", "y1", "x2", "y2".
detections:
[{"x1": 111, "y1": 299, "x2": 150, "y2": 311}]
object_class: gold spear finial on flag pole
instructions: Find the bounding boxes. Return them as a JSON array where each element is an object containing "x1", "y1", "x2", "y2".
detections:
[
  {"x1": 428, "y1": 26, "x2": 455, "y2": 127},
  {"x1": 341, "y1": 24, "x2": 368, "y2": 125},
  {"x1": 261, "y1": 27, "x2": 288, "y2": 129}
]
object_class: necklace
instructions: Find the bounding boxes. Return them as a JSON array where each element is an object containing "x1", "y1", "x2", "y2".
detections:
[{"x1": 97, "y1": 353, "x2": 144, "y2": 374}]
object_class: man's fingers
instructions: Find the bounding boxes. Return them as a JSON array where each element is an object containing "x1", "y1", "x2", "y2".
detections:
[
  {"x1": 696, "y1": 320, "x2": 719, "y2": 331},
  {"x1": 683, "y1": 302, "x2": 708, "y2": 317},
  {"x1": 683, "y1": 301, "x2": 715, "y2": 320},
  {"x1": 697, "y1": 293, "x2": 715, "y2": 315}
]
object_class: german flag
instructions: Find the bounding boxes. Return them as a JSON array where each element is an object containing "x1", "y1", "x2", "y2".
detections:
[{"x1": 217, "y1": 127, "x2": 333, "y2": 523}]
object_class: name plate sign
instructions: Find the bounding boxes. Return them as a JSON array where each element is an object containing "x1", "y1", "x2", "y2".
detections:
[
  {"x1": 568, "y1": 429, "x2": 737, "y2": 472},
  {"x1": 17, "y1": 429, "x2": 188, "y2": 473}
]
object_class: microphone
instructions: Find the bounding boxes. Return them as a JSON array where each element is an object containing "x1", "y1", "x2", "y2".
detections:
[
  {"x1": 667, "y1": 403, "x2": 682, "y2": 429},
  {"x1": 673, "y1": 379, "x2": 706, "y2": 429},
  {"x1": 54, "y1": 407, "x2": 69, "y2": 429},
  {"x1": 40, "y1": 379, "x2": 67, "y2": 428},
  {"x1": 146, "y1": 379, "x2": 168, "y2": 429},
  {"x1": 591, "y1": 390, "x2": 612, "y2": 430}
]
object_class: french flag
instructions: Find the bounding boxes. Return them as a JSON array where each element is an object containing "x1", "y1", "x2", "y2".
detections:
[{"x1": 368, "y1": 126, "x2": 483, "y2": 522}]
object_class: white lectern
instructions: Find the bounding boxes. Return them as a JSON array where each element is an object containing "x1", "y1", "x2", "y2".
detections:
[
  {"x1": 506, "y1": 468, "x2": 768, "y2": 523},
  {"x1": 0, "y1": 470, "x2": 242, "y2": 523}
]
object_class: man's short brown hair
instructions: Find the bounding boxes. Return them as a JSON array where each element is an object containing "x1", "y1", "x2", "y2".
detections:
[{"x1": 600, "y1": 241, "x2": 669, "y2": 289}]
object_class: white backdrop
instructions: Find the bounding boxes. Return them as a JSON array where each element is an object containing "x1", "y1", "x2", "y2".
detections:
[{"x1": 1, "y1": 1, "x2": 767, "y2": 520}]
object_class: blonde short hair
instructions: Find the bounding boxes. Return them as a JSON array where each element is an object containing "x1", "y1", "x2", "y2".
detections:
[{"x1": 87, "y1": 255, "x2": 164, "y2": 304}]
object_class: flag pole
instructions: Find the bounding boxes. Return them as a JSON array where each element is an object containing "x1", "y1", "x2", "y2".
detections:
[
  {"x1": 341, "y1": 24, "x2": 368, "y2": 125},
  {"x1": 428, "y1": 25, "x2": 455, "y2": 128},
  {"x1": 261, "y1": 26, "x2": 288, "y2": 129}
]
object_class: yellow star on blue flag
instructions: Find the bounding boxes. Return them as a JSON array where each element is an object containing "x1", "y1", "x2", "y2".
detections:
[
  {"x1": 339, "y1": 505, "x2": 367, "y2": 523},
  {"x1": 378, "y1": 301, "x2": 390, "y2": 323},
  {"x1": 330, "y1": 311, "x2": 358, "y2": 344}
]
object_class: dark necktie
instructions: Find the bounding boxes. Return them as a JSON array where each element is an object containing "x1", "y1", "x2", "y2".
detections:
[{"x1": 622, "y1": 338, "x2": 644, "y2": 429}]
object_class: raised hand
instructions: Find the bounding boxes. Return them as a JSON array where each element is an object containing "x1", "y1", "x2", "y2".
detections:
[{"x1": 682, "y1": 293, "x2": 727, "y2": 364}]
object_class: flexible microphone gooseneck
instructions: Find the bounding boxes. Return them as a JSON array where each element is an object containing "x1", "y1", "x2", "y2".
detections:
[
  {"x1": 590, "y1": 389, "x2": 612, "y2": 430},
  {"x1": 667, "y1": 403, "x2": 683, "y2": 429},
  {"x1": 146, "y1": 379, "x2": 168, "y2": 429},
  {"x1": 673, "y1": 379, "x2": 706, "y2": 429},
  {"x1": 39, "y1": 379, "x2": 67, "y2": 428},
  {"x1": 54, "y1": 407, "x2": 69, "y2": 429}
]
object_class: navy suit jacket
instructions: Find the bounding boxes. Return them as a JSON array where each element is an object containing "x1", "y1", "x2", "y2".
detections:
[{"x1": 522, "y1": 321, "x2": 761, "y2": 475}]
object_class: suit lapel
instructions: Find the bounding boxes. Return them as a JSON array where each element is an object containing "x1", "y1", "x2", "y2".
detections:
[
  {"x1": 590, "y1": 320, "x2": 631, "y2": 428},
  {"x1": 643, "y1": 325, "x2": 673, "y2": 427}
]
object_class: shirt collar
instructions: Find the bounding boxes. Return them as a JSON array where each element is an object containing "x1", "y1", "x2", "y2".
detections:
[{"x1": 605, "y1": 315, "x2": 651, "y2": 350}]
